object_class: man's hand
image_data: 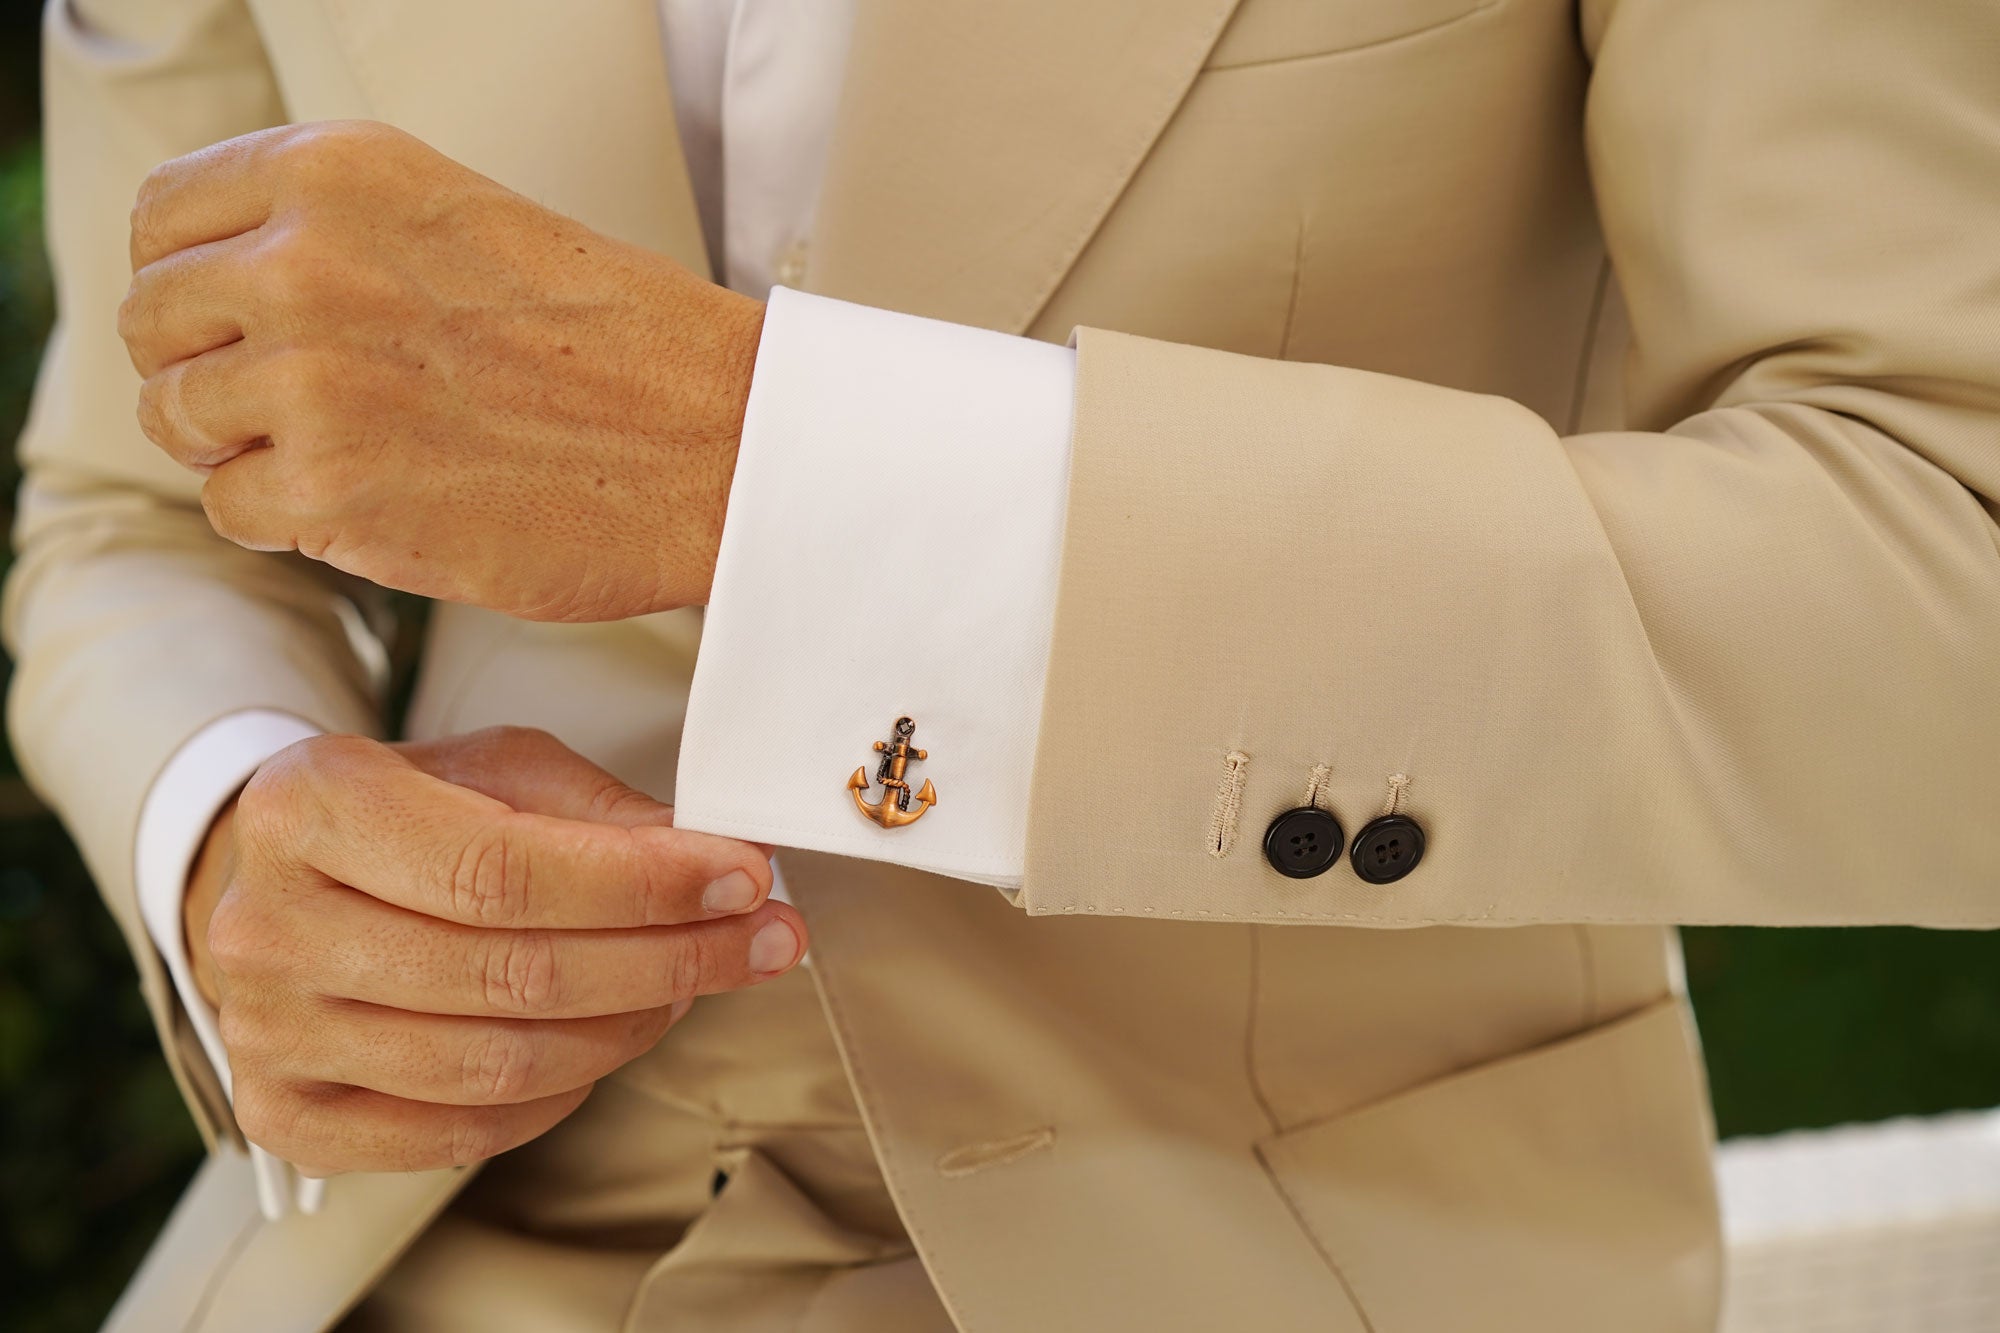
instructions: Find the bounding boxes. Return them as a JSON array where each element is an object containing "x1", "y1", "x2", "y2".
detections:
[
  {"x1": 119, "y1": 121, "x2": 762, "y2": 621},
  {"x1": 183, "y1": 726, "x2": 805, "y2": 1177}
]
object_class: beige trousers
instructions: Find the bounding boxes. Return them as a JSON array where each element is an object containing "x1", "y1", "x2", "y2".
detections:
[{"x1": 338, "y1": 969, "x2": 954, "y2": 1332}]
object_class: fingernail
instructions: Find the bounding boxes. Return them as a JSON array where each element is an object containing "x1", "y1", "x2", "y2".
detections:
[
  {"x1": 668, "y1": 997, "x2": 693, "y2": 1024},
  {"x1": 747, "y1": 919, "x2": 800, "y2": 974},
  {"x1": 702, "y1": 870, "x2": 758, "y2": 915}
]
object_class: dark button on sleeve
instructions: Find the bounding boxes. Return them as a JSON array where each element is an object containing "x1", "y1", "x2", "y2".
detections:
[
  {"x1": 1263, "y1": 807, "x2": 1344, "y2": 878},
  {"x1": 1350, "y1": 814, "x2": 1425, "y2": 884}
]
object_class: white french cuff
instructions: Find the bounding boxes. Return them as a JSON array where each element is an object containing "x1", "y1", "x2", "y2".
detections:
[
  {"x1": 675, "y1": 287, "x2": 1077, "y2": 888},
  {"x1": 134, "y1": 709, "x2": 325, "y2": 1220}
]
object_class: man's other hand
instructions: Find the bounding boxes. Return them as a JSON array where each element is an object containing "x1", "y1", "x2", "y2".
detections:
[
  {"x1": 119, "y1": 121, "x2": 764, "y2": 621},
  {"x1": 183, "y1": 726, "x2": 804, "y2": 1177}
]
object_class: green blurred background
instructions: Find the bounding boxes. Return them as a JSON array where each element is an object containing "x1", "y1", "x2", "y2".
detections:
[{"x1": 0, "y1": 11, "x2": 1995, "y2": 1332}]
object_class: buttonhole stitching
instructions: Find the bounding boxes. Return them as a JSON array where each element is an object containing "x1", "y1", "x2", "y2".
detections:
[
  {"x1": 1303, "y1": 763, "x2": 1334, "y2": 810},
  {"x1": 936, "y1": 1126, "x2": 1057, "y2": 1179},
  {"x1": 1381, "y1": 773, "x2": 1411, "y2": 816},
  {"x1": 1209, "y1": 751, "x2": 1252, "y2": 858}
]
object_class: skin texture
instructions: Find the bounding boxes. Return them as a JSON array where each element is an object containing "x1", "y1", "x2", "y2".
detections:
[
  {"x1": 182, "y1": 727, "x2": 806, "y2": 1177},
  {"x1": 119, "y1": 120, "x2": 763, "y2": 621},
  {"x1": 126, "y1": 122, "x2": 789, "y2": 1174}
]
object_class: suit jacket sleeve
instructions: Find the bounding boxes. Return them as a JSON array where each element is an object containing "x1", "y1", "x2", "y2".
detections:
[
  {"x1": 3, "y1": 0, "x2": 388, "y2": 1142},
  {"x1": 1021, "y1": 0, "x2": 2000, "y2": 927}
]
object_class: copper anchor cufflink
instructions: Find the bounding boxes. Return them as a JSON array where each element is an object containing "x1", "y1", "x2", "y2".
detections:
[{"x1": 848, "y1": 716, "x2": 937, "y2": 828}]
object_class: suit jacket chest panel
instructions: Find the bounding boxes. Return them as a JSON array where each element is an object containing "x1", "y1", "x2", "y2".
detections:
[{"x1": 1033, "y1": 0, "x2": 1603, "y2": 423}]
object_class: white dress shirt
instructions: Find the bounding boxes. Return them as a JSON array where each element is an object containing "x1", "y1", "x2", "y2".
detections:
[{"x1": 134, "y1": 0, "x2": 1075, "y2": 1217}]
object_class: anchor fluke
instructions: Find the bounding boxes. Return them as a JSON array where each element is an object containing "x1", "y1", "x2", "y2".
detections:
[{"x1": 848, "y1": 719, "x2": 938, "y2": 829}]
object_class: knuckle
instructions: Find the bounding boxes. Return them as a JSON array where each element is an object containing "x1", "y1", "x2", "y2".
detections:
[
  {"x1": 232, "y1": 1081, "x2": 303, "y2": 1155},
  {"x1": 293, "y1": 734, "x2": 388, "y2": 791},
  {"x1": 231, "y1": 742, "x2": 358, "y2": 873},
  {"x1": 213, "y1": 999, "x2": 262, "y2": 1059},
  {"x1": 664, "y1": 936, "x2": 714, "y2": 1004},
  {"x1": 459, "y1": 1026, "x2": 534, "y2": 1104},
  {"x1": 273, "y1": 123, "x2": 343, "y2": 179},
  {"x1": 444, "y1": 1111, "x2": 507, "y2": 1168},
  {"x1": 128, "y1": 179, "x2": 166, "y2": 258},
  {"x1": 274, "y1": 122, "x2": 388, "y2": 195},
  {"x1": 205, "y1": 891, "x2": 285, "y2": 976},
  {"x1": 300, "y1": 731, "x2": 375, "y2": 765},
  {"x1": 481, "y1": 725, "x2": 557, "y2": 754},
  {"x1": 232, "y1": 758, "x2": 299, "y2": 841},
  {"x1": 479, "y1": 930, "x2": 561, "y2": 1015},
  {"x1": 259, "y1": 229, "x2": 325, "y2": 305},
  {"x1": 133, "y1": 375, "x2": 171, "y2": 448},
  {"x1": 115, "y1": 283, "x2": 146, "y2": 350},
  {"x1": 452, "y1": 821, "x2": 532, "y2": 927},
  {"x1": 583, "y1": 778, "x2": 659, "y2": 828},
  {"x1": 215, "y1": 998, "x2": 305, "y2": 1074},
  {"x1": 199, "y1": 475, "x2": 252, "y2": 545},
  {"x1": 138, "y1": 366, "x2": 201, "y2": 460}
]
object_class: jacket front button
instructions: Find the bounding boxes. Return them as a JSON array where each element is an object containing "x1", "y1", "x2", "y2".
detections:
[
  {"x1": 1263, "y1": 807, "x2": 1344, "y2": 878},
  {"x1": 1350, "y1": 814, "x2": 1425, "y2": 884}
]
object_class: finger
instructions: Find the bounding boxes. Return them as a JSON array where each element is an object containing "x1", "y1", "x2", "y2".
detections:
[
  {"x1": 199, "y1": 441, "x2": 294, "y2": 551},
  {"x1": 278, "y1": 997, "x2": 688, "y2": 1106},
  {"x1": 395, "y1": 729, "x2": 777, "y2": 887},
  {"x1": 138, "y1": 340, "x2": 271, "y2": 471},
  {"x1": 120, "y1": 231, "x2": 258, "y2": 377},
  {"x1": 130, "y1": 126, "x2": 299, "y2": 271},
  {"x1": 237, "y1": 1079, "x2": 592, "y2": 1177},
  {"x1": 296, "y1": 884, "x2": 806, "y2": 1017},
  {"x1": 395, "y1": 727, "x2": 678, "y2": 830},
  {"x1": 270, "y1": 739, "x2": 773, "y2": 928}
]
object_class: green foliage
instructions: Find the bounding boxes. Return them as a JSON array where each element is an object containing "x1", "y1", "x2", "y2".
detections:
[
  {"x1": 1685, "y1": 926, "x2": 2000, "y2": 1137},
  {"x1": 0, "y1": 142, "x2": 51, "y2": 494},
  {"x1": 0, "y1": 817, "x2": 202, "y2": 1333}
]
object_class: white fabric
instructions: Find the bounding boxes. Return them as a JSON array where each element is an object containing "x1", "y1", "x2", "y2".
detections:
[
  {"x1": 674, "y1": 287, "x2": 1073, "y2": 887},
  {"x1": 134, "y1": 709, "x2": 323, "y2": 1217},
  {"x1": 659, "y1": 0, "x2": 859, "y2": 297},
  {"x1": 1717, "y1": 1111, "x2": 2000, "y2": 1331},
  {"x1": 133, "y1": 0, "x2": 1073, "y2": 1218}
]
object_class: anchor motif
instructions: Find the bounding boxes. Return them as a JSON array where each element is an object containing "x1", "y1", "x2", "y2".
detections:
[{"x1": 847, "y1": 716, "x2": 937, "y2": 828}]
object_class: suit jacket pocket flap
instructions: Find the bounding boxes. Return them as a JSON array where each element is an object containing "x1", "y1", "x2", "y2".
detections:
[{"x1": 1254, "y1": 999, "x2": 1720, "y2": 1333}]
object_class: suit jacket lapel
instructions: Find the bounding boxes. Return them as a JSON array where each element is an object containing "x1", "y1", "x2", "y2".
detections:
[
  {"x1": 321, "y1": 0, "x2": 710, "y2": 276},
  {"x1": 809, "y1": 0, "x2": 1243, "y2": 333}
]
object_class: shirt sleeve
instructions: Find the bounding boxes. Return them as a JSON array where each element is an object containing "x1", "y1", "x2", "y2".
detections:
[
  {"x1": 134, "y1": 709, "x2": 326, "y2": 1219},
  {"x1": 673, "y1": 287, "x2": 1076, "y2": 889}
]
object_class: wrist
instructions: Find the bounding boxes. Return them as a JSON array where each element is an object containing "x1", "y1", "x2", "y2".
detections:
[{"x1": 681, "y1": 287, "x2": 766, "y2": 607}]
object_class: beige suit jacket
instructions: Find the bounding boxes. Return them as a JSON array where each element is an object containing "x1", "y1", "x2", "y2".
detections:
[{"x1": 10, "y1": 0, "x2": 1998, "y2": 1329}]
